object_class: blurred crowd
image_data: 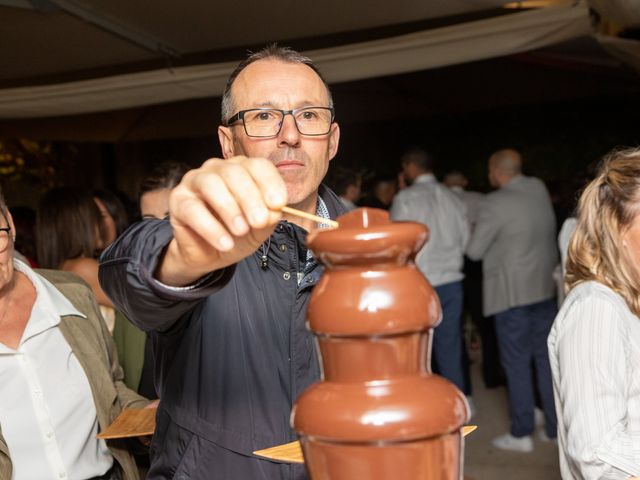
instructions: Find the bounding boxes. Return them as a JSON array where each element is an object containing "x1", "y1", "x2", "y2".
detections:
[{"x1": 2, "y1": 143, "x2": 639, "y2": 479}]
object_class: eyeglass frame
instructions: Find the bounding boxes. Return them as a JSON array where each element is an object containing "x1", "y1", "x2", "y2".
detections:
[
  {"x1": 225, "y1": 106, "x2": 335, "y2": 138},
  {"x1": 0, "y1": 227, "x2": 11, "y2": 253}
]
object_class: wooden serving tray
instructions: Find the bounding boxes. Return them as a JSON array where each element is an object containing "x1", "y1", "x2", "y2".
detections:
[
  {"x1": 254, "y1": 425, "x2": 478, "y2": 463},
  {"x1": 96, "y1": 407, "x2": 156, "y2": 439}
]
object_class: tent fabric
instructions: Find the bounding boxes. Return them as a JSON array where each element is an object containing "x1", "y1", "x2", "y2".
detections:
[
  {"x1": 0, "y1": 3, "x2": 592, "y2": 119},
  {"x1": 588, "y1": 0, "x2": 640, "y2": 29},
  {"x1": 596, "y1": 35, "x2": 640, "y2": 75}
]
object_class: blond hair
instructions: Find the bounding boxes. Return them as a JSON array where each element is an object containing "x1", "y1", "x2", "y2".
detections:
[{"x1": 565, "y1": 147, "x2": 640, "y2": 315}]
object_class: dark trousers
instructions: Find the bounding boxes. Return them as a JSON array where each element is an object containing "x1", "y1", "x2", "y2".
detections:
[
  {"x1": 432, "y1": 281, "x2": 466, "y2": 392},
  {"x1": 494, "y1": 298, "x2": 557, "y2": 438},
  {"x1": 463, "y1": 257, "x2": 504, "y2": 389}
]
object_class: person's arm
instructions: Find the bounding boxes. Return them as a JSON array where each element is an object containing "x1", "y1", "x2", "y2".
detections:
[
  {"x1": 157, "y1": 156, "x2": 286, "y2": 286},
  {"x1": 465, "y1": 196, "x2": 499, "y2": 261},
  {"x1": 555, "y1": 295, "x2": 640, "y2": 478},
  {"x1": 454, "y1": 196, "x2": 470, "y2": 250},
  {"x1": 86, "y1": 290, "x2": 156, "y2": 456},
  {"x1": 0, "y1": 425, "x2": 11, "y2": 480},
  {"x1": 389, "y1": 192, "x2": 409, "y2": 222},
  {"x1": 99, "y1": 156, "x2": 287, "y2": 332}
]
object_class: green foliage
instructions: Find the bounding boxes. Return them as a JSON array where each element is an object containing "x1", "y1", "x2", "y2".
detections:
[{"x1": 0, "y1": 139, "x2": 77, "y2": 189}]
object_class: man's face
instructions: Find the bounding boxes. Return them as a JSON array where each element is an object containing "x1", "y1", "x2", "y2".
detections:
[
  {"x1": 140, "y1": 188, "x2": 171, "y2": 219},
  {"x1": 350, "y1": 178, "x2": 362, "y2": 202},
  {"x1": 377, "y1": 181, "x2": 398, "y2": 206},
  {"x1": 218, "y1": 59, "x2": 340, "y2": 208}
]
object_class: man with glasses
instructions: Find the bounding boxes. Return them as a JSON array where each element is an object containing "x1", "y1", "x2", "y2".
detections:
[{"x1": 100, "y1": 45, "x2": 345, "y2": 479}]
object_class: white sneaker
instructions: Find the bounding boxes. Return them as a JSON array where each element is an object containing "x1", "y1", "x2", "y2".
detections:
[
  {"x1": 492, "y1": 433, "x2": 534, "y2": 453},
  {"x1": 538, "y1": 430, "x2": 557, "y2": 444}
]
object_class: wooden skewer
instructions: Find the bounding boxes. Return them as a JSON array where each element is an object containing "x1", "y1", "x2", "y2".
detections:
[{"x1": 281, "y1": 206, "x2": 339, "y2": 228}]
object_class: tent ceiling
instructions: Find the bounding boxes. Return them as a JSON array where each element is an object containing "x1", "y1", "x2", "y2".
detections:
[
  {"x1": 0, "y1": 0, "x2": 509, "y2": 86},
  {"x1": 3, "y1": 36, "x2": 638, "y2": 143},
  {"x1": 0, "y1": 3, "x2": 593, "y2": 119},
  {"x1": 1, "y1": 0, "x2": 640, "y2": 141}
]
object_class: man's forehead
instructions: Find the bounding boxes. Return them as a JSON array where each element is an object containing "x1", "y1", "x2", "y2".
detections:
[{"x1": 231, "y1": 59, "x2": 328, "y2": 108}]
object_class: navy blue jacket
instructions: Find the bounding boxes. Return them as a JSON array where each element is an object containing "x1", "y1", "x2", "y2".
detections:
[{"x1": 99, "y1": 186, "x2": 346, "y2": 480}]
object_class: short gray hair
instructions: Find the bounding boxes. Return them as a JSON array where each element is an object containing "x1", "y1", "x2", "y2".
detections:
[{"x1": 220, "y1": 44, "x2": 334, "y2": 124}]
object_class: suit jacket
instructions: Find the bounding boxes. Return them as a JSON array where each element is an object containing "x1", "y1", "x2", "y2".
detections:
[
  {"x1": 0, "y1": 269, "x2": 148, "y2": 480},
  {"x1": 466, "y1": 175, "x2": 557, "y2": 316}
]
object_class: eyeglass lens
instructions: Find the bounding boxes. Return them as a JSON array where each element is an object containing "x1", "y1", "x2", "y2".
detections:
[{"x1": 243, "y1": 108, "x2": 332, "y2": 137}]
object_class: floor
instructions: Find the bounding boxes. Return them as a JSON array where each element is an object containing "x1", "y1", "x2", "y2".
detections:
[{"x1": 463, "y1": 350, "x2": 561, "y2": 480}]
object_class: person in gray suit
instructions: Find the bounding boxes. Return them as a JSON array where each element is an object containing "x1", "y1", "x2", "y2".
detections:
[
  {"x1": 467, "y1": 149, "x2": 558, "y2": 453},
  {"x1": 390, "y1": 148, "x2": 470, "y2": 402}
]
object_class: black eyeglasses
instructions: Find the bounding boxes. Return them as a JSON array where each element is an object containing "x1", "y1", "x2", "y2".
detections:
[
  {"x1": 226, "y1": 107, "x2": 335, "y2": 138},
  {"x1": 0, "y1": 227, "x2": 11, "y2": 253}
]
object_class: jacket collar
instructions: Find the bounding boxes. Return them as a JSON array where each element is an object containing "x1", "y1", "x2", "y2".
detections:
[
  {"x1": 414, "y1": 173, "x2": 436, "y2": 185},
  {"x1": 502, "y1": 174, "x2": 525, "y2": 189},
  {"x1": 13, "y1": 259, "x2": 85, "y2": 321},
  {"x1": 318, "y1": 183, "x2": 348, "y2": 219}
]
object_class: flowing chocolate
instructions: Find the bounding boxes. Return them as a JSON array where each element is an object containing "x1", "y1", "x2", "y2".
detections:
[{"x1": 292, "y1": 208, "x2": 468, "y2": 479}]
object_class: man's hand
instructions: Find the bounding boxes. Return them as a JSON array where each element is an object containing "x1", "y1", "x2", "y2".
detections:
[{"x1": 157, "y1": 156, "x2": 287, "y2": 286}]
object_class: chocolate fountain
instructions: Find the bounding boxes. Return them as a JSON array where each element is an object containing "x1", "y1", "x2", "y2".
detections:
[{"x1": 292, "y1": 208, "x2": 469, "y2": 479}]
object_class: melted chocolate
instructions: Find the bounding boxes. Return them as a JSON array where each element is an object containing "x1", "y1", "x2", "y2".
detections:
[{"x1": 292, "y1": 208, "x2": 468, "y2": 479}]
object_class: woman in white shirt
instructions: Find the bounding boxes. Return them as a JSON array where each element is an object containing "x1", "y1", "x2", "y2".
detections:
[{"x1": 549, "y1": 148, "x2": 640, "y2": 479}]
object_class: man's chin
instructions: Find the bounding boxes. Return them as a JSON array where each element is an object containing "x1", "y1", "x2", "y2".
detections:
[{"x1": 285, "y1": 186, "x2": 315, "y2": 209}]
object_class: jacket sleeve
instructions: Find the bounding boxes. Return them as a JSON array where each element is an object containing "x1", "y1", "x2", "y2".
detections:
[
  {"x1": 0, "y1": 425, "x2": 11, "y2": 480},
  {"x1": 452, "y1": 193, "x2": 470, "y2": 251},
  {"x1": 466, "y1": 195, "x2": 500, "y2": 261},
  {"x1": 98, "y1": 219, "x2": 235, "y2": 333},
  {"x1": 389, "y1": 193, "x2": 409, "y2": 222}
]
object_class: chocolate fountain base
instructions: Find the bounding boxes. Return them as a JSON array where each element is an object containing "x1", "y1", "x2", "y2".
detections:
[{"x1": 300, "y1": 433, "x2": 462, "y2": 480}]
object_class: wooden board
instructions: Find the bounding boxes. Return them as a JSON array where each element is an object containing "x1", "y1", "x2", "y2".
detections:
[
  {"x1": 253, "y1": 425, "x2": 478, "y2": 464},
  {"x1": 96, "y1": 407, "x2": 156, "y2": 439}
]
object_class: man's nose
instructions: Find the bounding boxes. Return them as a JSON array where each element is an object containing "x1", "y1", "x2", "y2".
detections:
[{"x1": 277, "y1": 113, "x2": 301, "y2": 147}]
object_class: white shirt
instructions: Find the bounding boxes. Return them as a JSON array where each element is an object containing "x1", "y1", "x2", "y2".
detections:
[
  {"x1": 0, "y1": 260, "x2": 113, "y2": 480},
  {"x1": 548, "y1": 281, "x2": 640, "y2": 479},
  {"x1": 448, "y1": 186, "x2": 485, "y2": 228},
  {"x1": 390, "y1": 174, "x2": 469, "y2": 287}
]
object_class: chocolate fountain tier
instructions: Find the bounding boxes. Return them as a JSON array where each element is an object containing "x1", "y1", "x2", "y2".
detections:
[
  {"x1": 308, "y1": 266, "x2": 442, "y2": 336},
  {"x1": 293, "y1": 374, "x2": 467, "y2": 442},
  {"x1": 292, "y1": 208, "x2": 468, "y2": 480},
  {"x1": 307, "y1": 207, "x2": 429, "y2": 268}
]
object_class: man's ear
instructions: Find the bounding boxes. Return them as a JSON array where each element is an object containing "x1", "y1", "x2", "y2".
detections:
[
  {"x1": 218, "y1": 126, "x2": 235, "y2": 159},
  {"x1": 328, "y1": 123, "x2": 340, "y2": 161}
]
